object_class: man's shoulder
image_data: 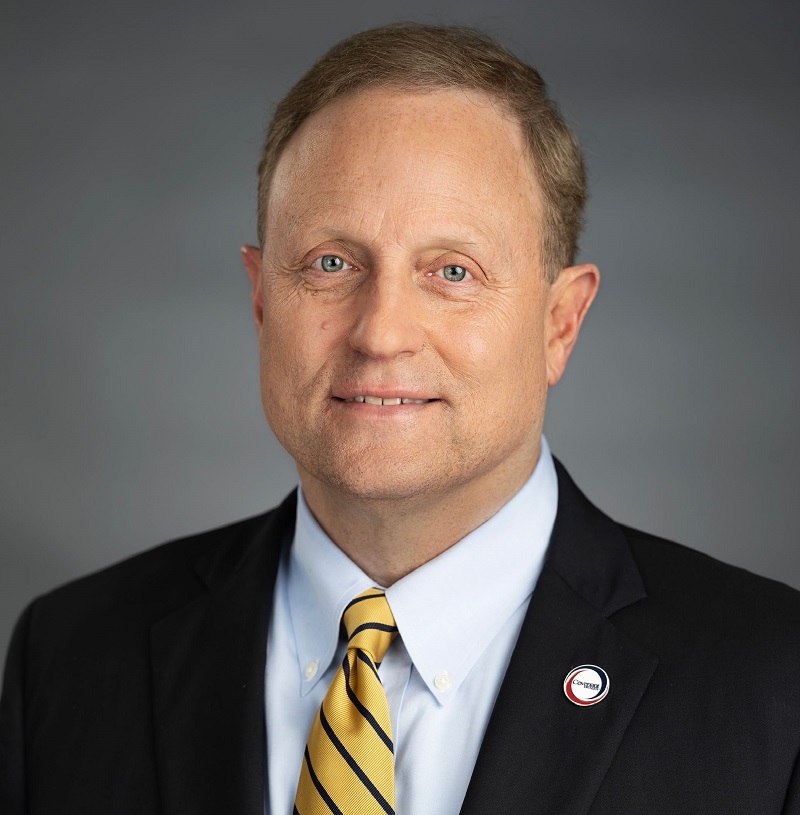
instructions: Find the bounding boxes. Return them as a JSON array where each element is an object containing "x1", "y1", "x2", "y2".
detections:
[
  {"x1": 618, "y1": 524, "x2": 800, "y2": 648},
  {"x1": 624, "y1": 523, "x2": 799, "y2": 604},
  {"x1": 44, "y1": 512, "x2": 272, "y2": 604},
  {"x1": 20, "y1": 500, "x2": 293, "y2": 653},
  {"x1": 551, "y1": 459, "x2": 800, "y2": 630}
]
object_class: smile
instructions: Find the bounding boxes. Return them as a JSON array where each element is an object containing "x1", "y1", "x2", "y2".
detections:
[{"x1": 342, "y1": 396, "x2": 434, "y2": 405}]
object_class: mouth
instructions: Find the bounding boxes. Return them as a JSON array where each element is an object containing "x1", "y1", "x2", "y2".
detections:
[{"x1": 337, "y1": 395, "x2": 436, "y2": 406}]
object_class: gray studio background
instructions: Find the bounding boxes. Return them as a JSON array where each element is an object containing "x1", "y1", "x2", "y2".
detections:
[{"x1": 2, "y1": 0, "x2": 798, "y2": 657}]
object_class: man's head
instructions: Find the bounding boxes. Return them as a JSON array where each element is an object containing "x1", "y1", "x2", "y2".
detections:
[
  {"x1": 257, "y1": 23, "x2": 586, "y2": 282},
  {"x1": 243, "y1": 24, "x2": 598, "y2": 515}
]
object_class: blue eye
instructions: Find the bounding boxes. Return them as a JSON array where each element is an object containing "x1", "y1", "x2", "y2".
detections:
[
  {"x1": 312, "y1": 254, "x2": 350, "y2": 273},
  {"x1": 436, "y1": 264, "x2": 471, "y2": 282}
]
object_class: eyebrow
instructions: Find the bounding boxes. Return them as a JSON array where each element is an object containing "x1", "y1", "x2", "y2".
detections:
[
  {"x1": 272, "y1": 198, "x2": 504, "y2": 259},
  {"x1": 283, "y1": 221, "x2": 486, "y2": 251}
]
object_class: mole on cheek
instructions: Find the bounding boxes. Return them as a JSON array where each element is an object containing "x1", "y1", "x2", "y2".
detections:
[{"x1": 321, "y1": 321, "x2": 331, "y2": 330}]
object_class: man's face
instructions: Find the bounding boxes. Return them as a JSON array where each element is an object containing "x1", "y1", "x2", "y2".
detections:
[{"x1": 251, "y1": 89, "x2": 589, "y2": 503}]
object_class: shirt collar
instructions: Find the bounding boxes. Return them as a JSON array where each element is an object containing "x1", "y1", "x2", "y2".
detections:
[
  {"x1": 287, "y1": 438, "x2": 558, "y2": 704},
  {"x1": 286, "y1": 489, "x2": 375, "y2": 695}
]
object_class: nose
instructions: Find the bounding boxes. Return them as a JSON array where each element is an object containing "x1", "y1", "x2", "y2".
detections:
[{"x1": 348, "y1": 271, "x2": 425, "y2": 359}]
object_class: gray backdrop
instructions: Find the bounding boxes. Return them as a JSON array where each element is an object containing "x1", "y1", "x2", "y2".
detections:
[{"x1": 2, "y1": 0, "x2": 798, "y2": 658}]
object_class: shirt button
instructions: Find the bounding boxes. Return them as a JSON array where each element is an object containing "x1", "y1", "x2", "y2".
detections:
[
  {"x1": 434, "y1": 672, "x2": 452, "y2": 691},
  {"x1": 304, "y1": 661, "x2": 318, "y2": 680}
]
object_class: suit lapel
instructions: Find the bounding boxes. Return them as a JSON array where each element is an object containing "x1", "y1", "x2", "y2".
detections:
[
  {"x1": 461, "y1": 462, "x2": 658, "y2": 815},
  {"x1": 150, "y1": 493, "x2": 296, "y2": 815}
]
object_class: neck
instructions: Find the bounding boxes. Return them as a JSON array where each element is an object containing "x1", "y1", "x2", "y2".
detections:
[{"x1": 298, "y1": 443, "x2": 541, "y2": 587}]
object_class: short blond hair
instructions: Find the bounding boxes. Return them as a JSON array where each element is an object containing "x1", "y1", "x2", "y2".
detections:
[{"x1": 257, "y1": 23, "x2": 586, "y2": 281}]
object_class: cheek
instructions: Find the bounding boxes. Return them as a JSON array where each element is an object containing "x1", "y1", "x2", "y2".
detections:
[
  {"x1": 259, "y1": 298, "x2": 304, "y2": 410},
  {"x1": 442, "y1": 297, "x2": 547, "y2": 390},
  {"x1": 260, "y1": 295, "x2": 345, "y2": 394}
]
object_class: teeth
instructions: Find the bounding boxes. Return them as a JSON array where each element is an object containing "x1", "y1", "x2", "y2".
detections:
[{"x1": 344, "y1": 396, "x2": 432, "y2": 405}]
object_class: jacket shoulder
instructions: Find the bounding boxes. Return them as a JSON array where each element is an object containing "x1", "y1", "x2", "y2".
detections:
[
  {"x1": 619, "y1": 525, "x2": 800, "y2": 651},
  {"x1": 18, "y1": 505, "x2": 290, "y2": 664},
  {"x1": 41, "y1": 511, "x2": 275, "y2": 610},
  {"x1": 624, "y1": 524, "x2": 800, "y2": 602}
]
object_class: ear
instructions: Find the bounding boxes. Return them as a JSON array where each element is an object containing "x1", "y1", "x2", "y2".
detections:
[
  {"x1": 241, "y1": 244, "x2": 264, "y2": 333},
  {"x1": 545, "y1": 263, "x2": 600, "y2": 387}
]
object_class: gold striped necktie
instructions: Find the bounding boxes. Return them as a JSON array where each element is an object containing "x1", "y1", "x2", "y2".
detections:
[{"x1": 294, "y1": 589, "x2": 399, "y2": 815}]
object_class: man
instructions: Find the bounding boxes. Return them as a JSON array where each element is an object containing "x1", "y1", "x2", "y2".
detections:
[{"x1": 1, "y1": 22, "x2": 799, "y2": 815}]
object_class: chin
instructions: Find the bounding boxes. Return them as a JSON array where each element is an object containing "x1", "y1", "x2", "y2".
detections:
[
  {"x1": 298, "y1": 442, "x2": 457, "y2": 503},
  {"x1": 319, "y1": 463, "x2": 436, "y2": 502}
]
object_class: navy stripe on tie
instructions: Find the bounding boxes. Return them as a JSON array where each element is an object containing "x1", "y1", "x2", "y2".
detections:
[
  {"x1": 348, "y1": 622, "x2": 398, "y2": 641},
  {"x1": 344, "y1": 592, "x2": 385, "y2": 612},
  {"x1": 343, "y1": 654, "x2": 394, "y2": 751},
  {"x1": 356, "y1": 649, "x2": 382, "y2": 681},
  {"x1": 319, "y1": 705, "x2": 395, "y2": 815},
  {"x1": 304, "y1": 746, "x2": 343, "y2": 815}
]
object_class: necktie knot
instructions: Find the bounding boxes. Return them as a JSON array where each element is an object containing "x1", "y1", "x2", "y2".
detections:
[{"x1": 343, "y1": 589, "x2": 398, "y2": 664}]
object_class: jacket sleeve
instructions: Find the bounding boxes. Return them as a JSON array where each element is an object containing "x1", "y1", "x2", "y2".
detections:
[{"x1": 0, "y1": 602, "x2": 34, "y2": 814}]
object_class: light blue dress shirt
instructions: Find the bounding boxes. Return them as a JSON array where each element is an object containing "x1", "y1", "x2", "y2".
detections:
[{"x1": 264, "y1": 438, "x2": 558, "y2": 815}]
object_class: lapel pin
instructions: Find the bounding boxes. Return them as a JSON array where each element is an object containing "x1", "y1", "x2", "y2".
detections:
[{"x1": 564, "y1": 664, "x2": 610, "y2": 706}]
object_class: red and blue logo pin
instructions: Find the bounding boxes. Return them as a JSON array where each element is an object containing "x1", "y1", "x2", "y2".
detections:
[{"x1": 563, "y1": 664, "x2": 610, "y2": 706}]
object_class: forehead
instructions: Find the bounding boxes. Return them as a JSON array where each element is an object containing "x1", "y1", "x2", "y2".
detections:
[{"x1": 266, "y1": 88, "x2": 542, "y2": 248}]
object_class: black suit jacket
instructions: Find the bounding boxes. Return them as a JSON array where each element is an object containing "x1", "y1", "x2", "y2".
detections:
[{"x1": 2, "y1": 462, "x2": 799, "y2": 814}]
